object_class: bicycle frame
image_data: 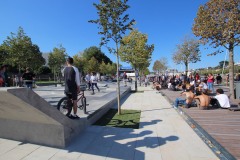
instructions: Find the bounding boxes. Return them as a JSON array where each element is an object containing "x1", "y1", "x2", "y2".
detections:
[{"x1": 77, "y1": 90, "x2": 85, "y2": 102}]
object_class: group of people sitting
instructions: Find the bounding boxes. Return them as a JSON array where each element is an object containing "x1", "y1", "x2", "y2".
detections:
[
  {"x1": 174, "y1": 88, "x2": 230, "y2": 109},
  {"x1": 152, "y1": 73, "x2": 231, "y2": 109}
]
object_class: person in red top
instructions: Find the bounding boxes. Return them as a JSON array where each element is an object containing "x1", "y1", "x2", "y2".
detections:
[
  {"x1": 195, "y1": 73, "x2": 200, "y2": 81},
  {"x1": 207, "y1": 73, "x2": 214, "y2": 93}
]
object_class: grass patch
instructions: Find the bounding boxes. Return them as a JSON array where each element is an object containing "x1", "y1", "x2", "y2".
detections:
[{"x1": 94, "y1": 109, "x2": 141, "y2": 129}]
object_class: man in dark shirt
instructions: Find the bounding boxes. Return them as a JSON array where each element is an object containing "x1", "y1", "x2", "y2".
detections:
[
  {"x1": 64, "y1": 57, "x2": 81, "y2": 119},
  {"x1": 22, "y1": 67, "x2": 35, "y2": 89}
]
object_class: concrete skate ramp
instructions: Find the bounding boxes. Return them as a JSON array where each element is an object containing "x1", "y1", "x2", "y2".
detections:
[{"x1": 0, "y1": 88, "x2": 86, "y2": 148}]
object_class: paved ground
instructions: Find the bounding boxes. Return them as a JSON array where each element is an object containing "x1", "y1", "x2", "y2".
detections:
[
  {"x1": 34, "y1": 81, "x2": 132, "y2": 118},
  {"x1": 159, "y1": 84, "x2": 240, "y2": 160},
  {"x1": 0, "y1": 85, "x2": 219, "y2": 160}
]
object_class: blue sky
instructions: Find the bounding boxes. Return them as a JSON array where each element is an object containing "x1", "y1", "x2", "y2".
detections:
[{"x1": 0, "y1": 0, "x2": 239, "y2": 72}]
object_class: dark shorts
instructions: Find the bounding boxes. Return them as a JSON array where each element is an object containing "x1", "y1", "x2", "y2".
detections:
[{"x1": 65, "y1": 91, "x2": 78, "y2": 100}]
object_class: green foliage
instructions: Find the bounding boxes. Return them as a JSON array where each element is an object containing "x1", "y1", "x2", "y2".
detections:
[
  {"x1": 89, "y1": 0, "x2": 135, "y2": 114},
  {"x1": 94, "y1": 109, "x2": 141, "y2": 129},
  {"x1": 193, "y1": 0, "x2": 240, "y2": 49},
  {"x1": 193, "y1": 0, "x2": 239, "y2": 99},
  {"x1": 38, "y1": 66, "x2": 51, "y2": 74},
  {"x1": 84, "y1": 57, "x2": 99, "y2": 73},
  {"x1": 107, "y1": 63, "x2": 117, "y2": 76},
  {"x1": 1, "y1": 27, "x2": 45, "y2": 72},
  {"x1": 0, "y1": 45, "x2": 8, "y2": 66},
  {"x1": 73, "y1": 54, "x2": 87, "y2": 74},
  {"x1": 219, "y1": 61, "x2": 229, "y2": 68},
  {"x1": 89, "y1": 0, "x2": 135, "y2": 54},
  {"x1": 82, "y1": 46, "x2": 112, "y2": 64},
  {"x1": 119, "y1": 29, "x2": 154, "y2": 73},
  {"x1": 153, "y1": 58, "x2": 168, "y2": 74},
  {"x1": 99, "y1": 61, "x2": 108, "y2": 75},
  {"x1": 48, "y1": 45, "x2": 67, "y2": 76},
  {"x1": 172, "y1": 37, "x2": 201, "y2": 74}
]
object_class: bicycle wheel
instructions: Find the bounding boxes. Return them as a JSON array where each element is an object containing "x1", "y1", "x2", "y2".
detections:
[
  {"x1": 81, "y1": 97, "x2": 87, "y2": 114},
  {"x1": 57, "y1": 97, "x2": 72, "y2": 116}
]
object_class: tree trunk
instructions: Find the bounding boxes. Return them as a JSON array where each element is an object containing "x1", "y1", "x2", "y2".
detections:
[
  {"x1": 185, "y1": 62, "x2": 188, "y2": 76},
  {"x1": 116, "y1": 49, "x2": 121, "y2": 115},
  {"x1": 228, "y1": 43, "x2": 235, "y2": 99},
  {"x1": 135, "y1": 67, "x2": 138, "y2": 92}
]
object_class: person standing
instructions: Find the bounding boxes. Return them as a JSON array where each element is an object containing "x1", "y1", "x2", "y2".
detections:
[
  {"x1": 216, "y1": 74, "x2": 222, "y2": 85},
  {"x1": 226, "y1": 74, "x2": 229, "y2": 86},
  {"x1": 85, "y1": 72, "x2": 91, "y2": 90},
  {"x1": 3, "y1": 65, "x2": 9, "y2": 86},
  {"x1": 123, "y1": 72, "x2": 128, "y2": 87},
  {"x1": 0, "y1": 65, "x2": 6, "y2": 87},
  {"x1": 22, "y1": 67, "x2": 35, "y2": 89},
  {"x1": 14, "y1": 75, "x2": 19, "y2": 87},
  {"x1": 207, "y1": 73, "x2": 214, "y2": 93},
  {"x1": 90, "y1": 72, "x2": 100, "y2": 95},
  {"x1": 64, "y1": 57, "x2": 81, "y2": 119}
]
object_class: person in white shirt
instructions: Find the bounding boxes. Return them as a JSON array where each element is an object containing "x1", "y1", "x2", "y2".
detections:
[
  {"x1": 85, "y1": 72, "x2": 91, "y2": 90},
  {"x1": 210, "y1": 88, "x2": 230, "y2": 108},
  {"x1": 90, "y1": 72, "x2": 100, "y2": 95}
]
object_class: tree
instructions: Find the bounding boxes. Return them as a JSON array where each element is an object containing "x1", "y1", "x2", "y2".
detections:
[
  {"x1": 89, "y1": 0, "x2": 135, "y2": 114},
  {"x1": 172, "y1": 37, "x2": 201, "y2": 75},
  {"x1": 99, "y1": 61, "x2": 108, "y2": 75},
  {"x1": 0, "y1": 45, "x2": 8, "y2": 66},
  {"x1": 82, "y1": 46, "x2": 112, "y2": 64},
  {"x1": 153, "y1": 60, "x2": 161, "y2": 74},
  {"x1": 38, "y1": 66, "x2": 51, "y2": 74},
  {"x1": 48, "y1": 45, "x2": 67, "y2": 82},
  {"x1": 219, "y1": 61, "x2": 229, "y2": 69},
  {"x1": 84, "y1": 57, "x2": 99, "y2": 73},
  {"x1": 153, "y1": 58, "x2": 168, "y2": 75},
  {"x1": 107, "y1": 63, "x2": 117, "y2": 76},
  {"x1": 1, "y1": 27, "x2": 45, "y2": 73},
  {"x1": 193, "y1": 0, "x2": 240, "y2": 99},
  {"x1": 73, "y1": 54, "x2": 87, "y2": 75},
  {"x1": 159, "y1": 57, "x2": 168, "y2": 73},
  {"x1": 119, "y1": 29, "x2": 154, "y2": 90}
]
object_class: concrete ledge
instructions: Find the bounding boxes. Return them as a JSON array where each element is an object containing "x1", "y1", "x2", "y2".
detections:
[
  {"x1": 0, "y1": 88, "x2": 87, "y2": 148},
  {"x1": 0, "y1": 87, "x2": 131, "y2": 148}
]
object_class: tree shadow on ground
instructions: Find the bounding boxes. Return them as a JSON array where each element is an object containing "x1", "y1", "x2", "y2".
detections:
[{"x1": 65, "y1": 125, "x2": 179, "y2": 160}]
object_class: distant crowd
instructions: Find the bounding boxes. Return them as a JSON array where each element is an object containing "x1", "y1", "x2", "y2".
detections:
[
  {"x1": 149, "y1": 72, "x2": 240, "y2": 109},
  {"x1": 0, "y1": 65, "x2": 35, "y2": 89}
]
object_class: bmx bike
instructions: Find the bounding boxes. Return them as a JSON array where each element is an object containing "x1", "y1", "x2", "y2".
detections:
[{"x1": 57, "y1": 85, "x2": 88, "y2": 115}]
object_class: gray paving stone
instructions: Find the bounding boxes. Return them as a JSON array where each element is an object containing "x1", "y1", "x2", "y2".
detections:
[{"x1": 0, "y1": 85, "x2": 219, "y2": 160}]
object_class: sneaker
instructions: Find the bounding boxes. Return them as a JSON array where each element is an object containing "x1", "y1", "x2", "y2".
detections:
[
  {"x1": 91, "y1": 92, "x2": 95, "y2": 95},
  {"x1": 67, "y1": 114, "x2": 80, "y2": 119},
  {"x1": 172, "y1": 105, "x2": 177, "y2": 109},
  {"x1": 71, "y1": 114, "x2": 80, "y2": 119}
]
